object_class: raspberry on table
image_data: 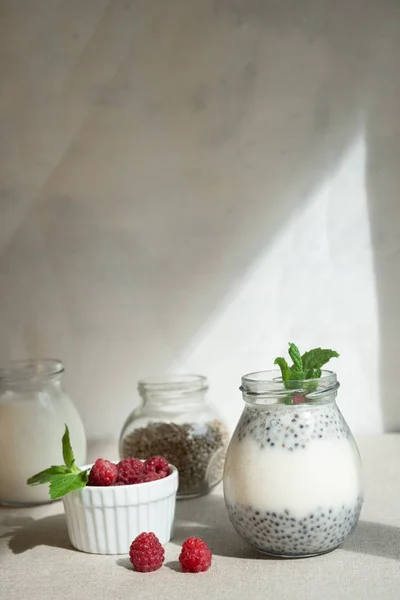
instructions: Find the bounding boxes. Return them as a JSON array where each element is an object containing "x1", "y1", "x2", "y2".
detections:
[
  {"x1": 179, "y1": 537, "x2": 212, "y2": 573},
  {"x1": 87, "y1": 458, "x2": 118, "y2": 486},
  {"x1": 117, "y1": 457, "x2": 145, "y2": 484},
  {"x1": 129, "y1": 532, "x2": 165, "y2": 572},
  {"x1": 144, "y1": 456, "x2": 169, "y2": 474}
]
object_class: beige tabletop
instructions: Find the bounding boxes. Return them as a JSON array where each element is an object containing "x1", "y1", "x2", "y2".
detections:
[{"x1": 1, "y1": 435, "x2": 399, "y2": 600}]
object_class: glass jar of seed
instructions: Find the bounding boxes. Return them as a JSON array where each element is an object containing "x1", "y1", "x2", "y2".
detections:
[{"x1": 119, "y1": 375, "x2": 229, "y2": 499}]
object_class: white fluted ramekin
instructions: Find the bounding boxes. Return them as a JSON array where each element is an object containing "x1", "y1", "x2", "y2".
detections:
[{"x1": 62, "y1": 464, "x2": 178, "y2": 554}]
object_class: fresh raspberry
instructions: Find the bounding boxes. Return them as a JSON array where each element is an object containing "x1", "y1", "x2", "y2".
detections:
[
  {"x1": 144, "y1": 465, "x2": 171, "y2": 478},
  {"x1": 293, "y1": 395, "x2": 306, "y2": 405},
  {"x1": 117, "y1": 457, "x2": 144, "y2": 485},
  {"x1": 137, "y1": 470, "x2": 167, "y2": 484},
  {"x1": 87, "y1": 458, "x2": 118, "y2": 486},
  {"x1": 144, "y1": 455, "x2": 169, "y2": 473},
  {"x1": 179, "y1": 537, "x2": 212, "y2": 573},
  {"x1": 129, "y1": 532, "x2": 165, "y2": 572}
]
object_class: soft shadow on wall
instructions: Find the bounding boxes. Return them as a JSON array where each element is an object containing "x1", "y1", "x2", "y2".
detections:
[
  {"x1": 365, "y1": 21, "x2": 400, "y2": 432},
  {"x1": 0, "y1": 0, "x2": 399, "y2": 437}
]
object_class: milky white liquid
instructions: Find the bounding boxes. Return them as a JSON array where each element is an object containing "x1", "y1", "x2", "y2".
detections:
[
  {"x1": 0, "y1": 391, "x2": 86, "y2": 505},
  {"x1": 224, "y1": 435, "x2": 363, "y2": 517}
]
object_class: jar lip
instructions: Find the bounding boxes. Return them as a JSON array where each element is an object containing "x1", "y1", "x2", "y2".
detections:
[
  {"x1": 138, "y1": 374, "x2": 208, "y2": 395},
  {"x1": 241, "y1": 369, "x2": 338, "y2": 398},
  {"x1": 0, "y1": 359, "x2": 64, "y2": 383}
]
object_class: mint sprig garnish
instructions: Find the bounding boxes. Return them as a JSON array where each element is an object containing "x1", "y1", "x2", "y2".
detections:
[
  {"x1": 48, "y1": 471, "x2": 89, "y2": 499},
  {"x1": 27, "y1": 424, "x2": 88, "y2": 500},
  {"x1": 274, "y1": 342, "x2": 339, "y2": 381},
  {"x1": 62, "y1": 424, "x2": 77, "y2": 469},
  {"x1": 274, "y1": 356, "x2": 292, "y2": 382},
  {"x1": 288, "y1": 343, "x2": 303, "y2": 376},
  {"x1": 274, "y1": 343, "x2": 339, "y2": 403},
  {"x1": 301, "y1": 347, "x2": 339, "y2": 378}
]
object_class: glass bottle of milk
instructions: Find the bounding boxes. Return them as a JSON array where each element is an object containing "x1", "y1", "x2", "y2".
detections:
[
  {"x1": 223, "y1": 370, "x2": 363, "y2": 558},
  {"x1": 0, "y1": 360, "x2": 87, "y2": 506}
]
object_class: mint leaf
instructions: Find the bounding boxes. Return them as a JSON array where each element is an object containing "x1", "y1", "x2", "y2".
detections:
[
  {"x1": 27, "y1": 465, "x2": 72, "y2": 486},
  {"x1": 305, "y1": 367, "x2": 322, "y2": 379},
  {"x1": 49, "y1": 470, "x2": 88, "y2": 500},
  {"x1": 62, "y1": 424, "x2": 76, "y2": 470},
  {"x1": 28, "y1": 468, "x2": 89, "y2": 499},
  {"x1": 273, "y1": 343, "x2": 339, "y2": 404},
  {"x1": 289, "y1": 365, "x2": 305, "y2": 380},
  {"x1": 27, "y1": 423, "x2": 87, "y2": 499},
  {"x1": 301, "y1": 348, "x2": 339, "y2": 376},
  {"x1": 274, "y1": 357, "x2": 291, "y2": 381},
  {"x1": 288, "y1": 343, "x2": 303, "y2": 375},
  {"x1": 275, "y1": 344, "x2": 305, "y2": 381}
]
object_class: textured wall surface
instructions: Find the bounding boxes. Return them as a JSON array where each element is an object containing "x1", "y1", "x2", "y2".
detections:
[{"x1": 0, "y1": 0, "x2": 399, "y2": 439}]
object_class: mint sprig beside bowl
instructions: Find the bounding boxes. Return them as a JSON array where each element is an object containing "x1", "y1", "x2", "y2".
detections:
[
  {"x1": 274, "y1": 343, "x2": 339, "y2": 404},
  {"x1": 27, "y1": 425, "x2": 89, "y2": 500}
]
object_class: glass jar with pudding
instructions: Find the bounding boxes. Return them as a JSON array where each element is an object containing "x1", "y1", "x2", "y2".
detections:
[{"x1": 223, "y1": 370, "x2": 363, "y2": 557}]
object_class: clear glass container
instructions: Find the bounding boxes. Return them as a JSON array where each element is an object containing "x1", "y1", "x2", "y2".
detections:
[
  {"x1": 223, "y1": 370, "x2": 363, "y2": 558},
  {"x1": 0, "y1": 359, "x2": 87, "y2": 506},
  {"x1": 119, "y1": 374, "x2": 229, "y2": 499}
]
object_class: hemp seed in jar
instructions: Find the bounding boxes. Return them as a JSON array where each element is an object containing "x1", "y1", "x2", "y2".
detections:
[{"x1": 119, "y1": 375, "x2": 229, "y2": 499}]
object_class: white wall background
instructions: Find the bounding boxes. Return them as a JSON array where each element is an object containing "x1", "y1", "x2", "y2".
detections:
[{"x1": 0, "y1": 0, "x2": 399, "y2": 440}]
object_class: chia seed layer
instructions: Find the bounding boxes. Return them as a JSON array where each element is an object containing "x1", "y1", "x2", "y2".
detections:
[
  {"x1": 226, "y1": 498, "x2": 363, "y2": 556},
  {"x1": 236, "y1": 402, "x2": 350, "y2": 451}
]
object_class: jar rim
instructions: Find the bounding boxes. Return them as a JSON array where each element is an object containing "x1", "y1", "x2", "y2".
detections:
[
  {"x1": 241, "y1": 369, "x2": 338, "y2": 401},
  {"x1": 0, "y1": 359, "x2": 64, "y2": 383},
  {"x1": 138, "y1": 374, "x2": 208, "y2": 396}
]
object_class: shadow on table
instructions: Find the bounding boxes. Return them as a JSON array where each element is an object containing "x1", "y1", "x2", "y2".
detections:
[
  {"x1": 174, "y1": 493, "x2": 400, "y2": 562},
  {"x1": 116, "y1": 556, "x2": 133, "y2": 570},
  {"x1": 0, "y1": 514, "x2": 73, "y2": 554},
  {"x1": 343, "y1": 520, "x2": 400, "y2": 561},
  {"x1": 4, "y1": 495, "x2": 399, "y2": 562}
]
